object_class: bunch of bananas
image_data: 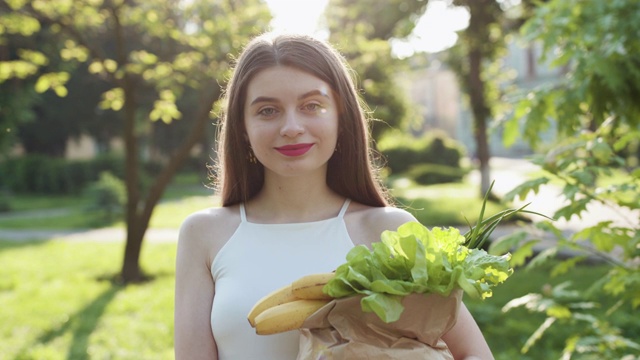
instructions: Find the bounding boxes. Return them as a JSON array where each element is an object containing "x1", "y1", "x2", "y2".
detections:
[{"x1": 247, "y1": 272, "x2": 335, "y2": 335}]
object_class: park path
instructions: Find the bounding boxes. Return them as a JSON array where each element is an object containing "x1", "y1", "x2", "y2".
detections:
[
  {"x1": 0, "y1": 157, "x2": 637, "y2": 244},
  {"x1": 474, "y1": 157, "x2": 638, "y2": 261},
  {"x1": 480, "y1": 157, "x2": 639, "y2": 232},
  {"x1": 0, "y1": 227, "x2": 179, "y2": 243}
]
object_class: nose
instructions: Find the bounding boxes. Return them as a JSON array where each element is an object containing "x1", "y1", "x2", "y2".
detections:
[{"x1": 280, "y1": 110, "x2": 304, "y2": 137}]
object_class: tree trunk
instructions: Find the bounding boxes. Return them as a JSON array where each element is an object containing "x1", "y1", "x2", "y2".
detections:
[
  {"x1": 121, "y1": 221, "x2": 146, "y2": 282},
  {"x1": 468, "y1": 47, "x2": 492, "y2": 197},
  {"x1": 119, "y1": 84, "x2": 220, "y2": 283},
  {"x1": 110, "y1": 5, "x2": 147, "y2": 282},
  {"x1": 465, "y1": 0, "x2": 493, "y2": 198},
  {"x1": 120, "y1": 73, "x2": 143, "y2": 281}
]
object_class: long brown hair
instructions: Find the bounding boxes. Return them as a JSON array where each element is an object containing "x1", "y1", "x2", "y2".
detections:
[{"x1": 215, "y1": 32, "x2": 389, "y2": 207}]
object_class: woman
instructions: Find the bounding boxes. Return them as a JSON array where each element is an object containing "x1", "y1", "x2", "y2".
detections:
[{"x1": 174, "y1": 32, "x2": 494, "y2": 360}]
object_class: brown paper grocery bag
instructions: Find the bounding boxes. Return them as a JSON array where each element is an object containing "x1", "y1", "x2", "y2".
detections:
[{"x1": 298, "y1": 289, "x2": 462, "y2": 360}]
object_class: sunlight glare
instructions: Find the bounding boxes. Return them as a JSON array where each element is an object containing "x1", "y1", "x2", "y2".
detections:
[
  {"x1": 391, "y1": 0, "x2": 470, "y2": 57},
  {"x1": 264, "y1": 0, "x2": 330, "y2": 39},
  {"x1": 264, "y1": 0, "x2": 469, "y2": 56}
]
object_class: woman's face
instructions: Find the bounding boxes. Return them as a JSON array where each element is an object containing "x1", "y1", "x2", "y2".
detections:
[{"x1": 243, "y1": 66, "x2": 339, "y2": 178}]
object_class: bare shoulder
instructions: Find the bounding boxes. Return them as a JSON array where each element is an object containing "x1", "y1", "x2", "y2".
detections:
[
  {"x1": 177, "y1": 205, "x2": 241, "y2": 267},
  {"x1": 179, "y1": 205, "x2": 239, "y2": 234},
  {"x1": 344, "y1": 202, "x2": 418, "y2": 247}
]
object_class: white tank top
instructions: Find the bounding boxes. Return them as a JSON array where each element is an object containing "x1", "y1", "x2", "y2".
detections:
[{"x1": 210, "y1": 199, "x2": 354, "y2": 359}]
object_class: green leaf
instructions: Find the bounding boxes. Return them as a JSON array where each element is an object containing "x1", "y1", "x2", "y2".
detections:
[
  {"x1": 17, "y1": 49, "x2": 48, "y2": 66},
  {"x1": 131, "y1": 50, "x2": 158, "y2": 65},
  {"x1": 99, "y1": 88, "x2": 124, "y2": 111},
  {"x1": 510, "y1": 240, "x2": 539, "y2": 267},
  {"x1": 488, "y1": 231, "x2": 529, "y2": 255},
  {"x1": 547, "y1": 304, "x2": 571, "y2": 319},
  {"x1": 33, "y1": 72, "x2": 70, "y2": 94},
  {"x1": 525, "y1": 246, "x2": 558, "y2": 271},
  {"x1": 369, "y1": 279, "x2": 415, "y2": 295},
  {"x1": 88, "y1": 61, "x2": 104, "y2": 74},
  {"x1": 103, "y1": 59, "x2": 118, "y2": 73},
  {"x1": 34, "y1": 75, "x2": 50, "y2": 93},
  {"x1": 503, "y1": 177, "x2": 550, "y2": 202},
  {"x1": 0, "y1": 12, "x2": 41, "y2": 36},
  {"x1": 0, "y1": 61, "x2": 39, "y2": 81},
  {"x1": 5, "y1": 0, "x2": 28, "y2": 10},
  {"x1": 550, "y1": 256, "x2": 588, "y2": 277},
  {"x1": 53, "y1": 85, "x2": 68, "y2": 97},
  {"x1": 553, "y1": 198, "x2": 590, "y2": 221},
  {"x1": 360, "y1": 293, "x2": 404, "y2": 323},
  {"x1": 502, "y1": 116, "x2": 522, "y2": 147}
]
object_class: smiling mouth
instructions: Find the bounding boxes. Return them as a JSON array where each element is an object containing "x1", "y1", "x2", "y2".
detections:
[{"x1": 275, "y1": 143, "x2": 314, "y2": 157}]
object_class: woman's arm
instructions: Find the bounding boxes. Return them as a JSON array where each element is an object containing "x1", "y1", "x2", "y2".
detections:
[
  {"x1": 174, "y1": 213, "x2": 218, "y2": 360},
  {"x1": 442, "y1": 302, "x2": 494, "y2": 360}
]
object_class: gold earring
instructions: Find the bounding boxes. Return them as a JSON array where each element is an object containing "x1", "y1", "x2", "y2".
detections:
[{"x1": 247, "y1": 147, "x2": 257, "y2": 164}]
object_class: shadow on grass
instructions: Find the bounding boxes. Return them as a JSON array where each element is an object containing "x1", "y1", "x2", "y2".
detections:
[
  {"x1": 19, "y1": 284, "x2": 123, "y2": 360},
  {"x1": 99, "y1": 268, "x2": 174, "y2": 286}
]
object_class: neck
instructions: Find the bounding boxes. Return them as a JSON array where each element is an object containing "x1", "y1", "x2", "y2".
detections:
[{"x1": 246, "y1": 173, "x2": 344, "y2": 223}]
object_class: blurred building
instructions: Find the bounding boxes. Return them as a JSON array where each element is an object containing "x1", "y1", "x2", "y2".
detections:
[{"x1": 398, "y1": 38, "x2": 562, "y2": 158}]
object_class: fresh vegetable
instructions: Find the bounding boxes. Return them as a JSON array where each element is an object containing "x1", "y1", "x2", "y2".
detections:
[
  {"x1": 323, "y1": 223, "x2": 511, "y2": 323},
  {"x1": 323, "y1": 181, "x2": 549, "y2": 323}
]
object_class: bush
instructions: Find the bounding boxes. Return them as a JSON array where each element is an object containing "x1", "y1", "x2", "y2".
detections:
[
  {"x1": 0, "y1": 154, "x2": 119, "y2": 194},
  {"x1": 0, "y1": 154, "x2": 161, "y2": 195},
  {"x1": 0, "y1": 188, "x2": 11, "y2": 213},
  {"x1": 85, "y1": 171, "x2": 126, "y2": 221},
  {"x1": 378, "y1": 130, "x2": 468, "y2": 184},
  {"x1": 407, "y1": 163, "x2": 470, "y2": 185}
]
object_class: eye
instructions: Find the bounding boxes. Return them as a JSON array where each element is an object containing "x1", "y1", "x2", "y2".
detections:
[
  {"x1": 302, "y1": 102, "x2": 324, "y2": 112},
  {"x1": 257, "y1": 107, "x2": 278, "y2": 118}
]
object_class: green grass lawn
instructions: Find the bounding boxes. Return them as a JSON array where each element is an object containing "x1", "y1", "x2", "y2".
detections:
[
  {"x1": 0, "y1": 239, "x2": 176, "y2": 360},
  {"x1": 5, "y1": 194, "x2": 91, "y2": 212}
]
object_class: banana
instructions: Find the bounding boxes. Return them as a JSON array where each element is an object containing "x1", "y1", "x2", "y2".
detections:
[
  {"x1": 253, "y1": 299, "x2": 330, "y2": 335},
  {"x1": 291, "y1": 272, "x2": 335, "y2": 300},
  {"x1": 247, "y1": 284, "x2": 298, "y2": 327}
]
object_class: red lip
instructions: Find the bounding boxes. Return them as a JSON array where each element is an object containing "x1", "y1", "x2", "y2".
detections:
[{"x1": 275, "y1": 143, "x2": 314, "y2": 157}]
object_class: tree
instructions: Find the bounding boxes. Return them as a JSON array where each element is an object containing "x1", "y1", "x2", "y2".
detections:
[
  {"x1": 0, "y1": 21, "x2": 41, "y2": 154},
  {"x1": 324, "y1": 0, "x2": 430, "y2": 142},
  {"x1": 324, "y1": 0, "x2": 535, "y2": 197},
  {"x1": 0, "y1": 80, "x2": 37, "y2": 154},
  {"x1": 445, "y1": 0, "x2": 539, "y2": 197},
  {"x1": 446, "y1": 0, "x2": 502, "y2": 197},
  {"x1": 17, "y1": 64, "x2": 116, "y2": 155},
  {"x1": 0, "y1": 19, "x2": 114, "y2": 155},
  {"x1": 0, "y1": 0, "x2": 271, "y2": 282},
  {"x1": 494, "y1": 0, "x2": 640, "y2": 357}
]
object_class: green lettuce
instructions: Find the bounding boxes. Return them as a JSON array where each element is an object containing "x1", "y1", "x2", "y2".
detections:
[
  {"x1": 324, "y1": 222, "x2": 514, "y2": 323},
  {"x1": 323, "y1": 182, "x2": 550, "y2": 323}
]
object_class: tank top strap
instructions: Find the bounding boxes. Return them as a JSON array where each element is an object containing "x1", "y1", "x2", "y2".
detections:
[
  {"x1": 239, "y1": 203, "x2": 247, "y2": 222},
  {"x1": 337, "y1": 198, "x2": 351, "y2": 218}
]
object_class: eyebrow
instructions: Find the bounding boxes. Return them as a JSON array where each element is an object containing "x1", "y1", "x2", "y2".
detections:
[{"x1": 249, "y1": 89, "x2": 330, "y2": 106}]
